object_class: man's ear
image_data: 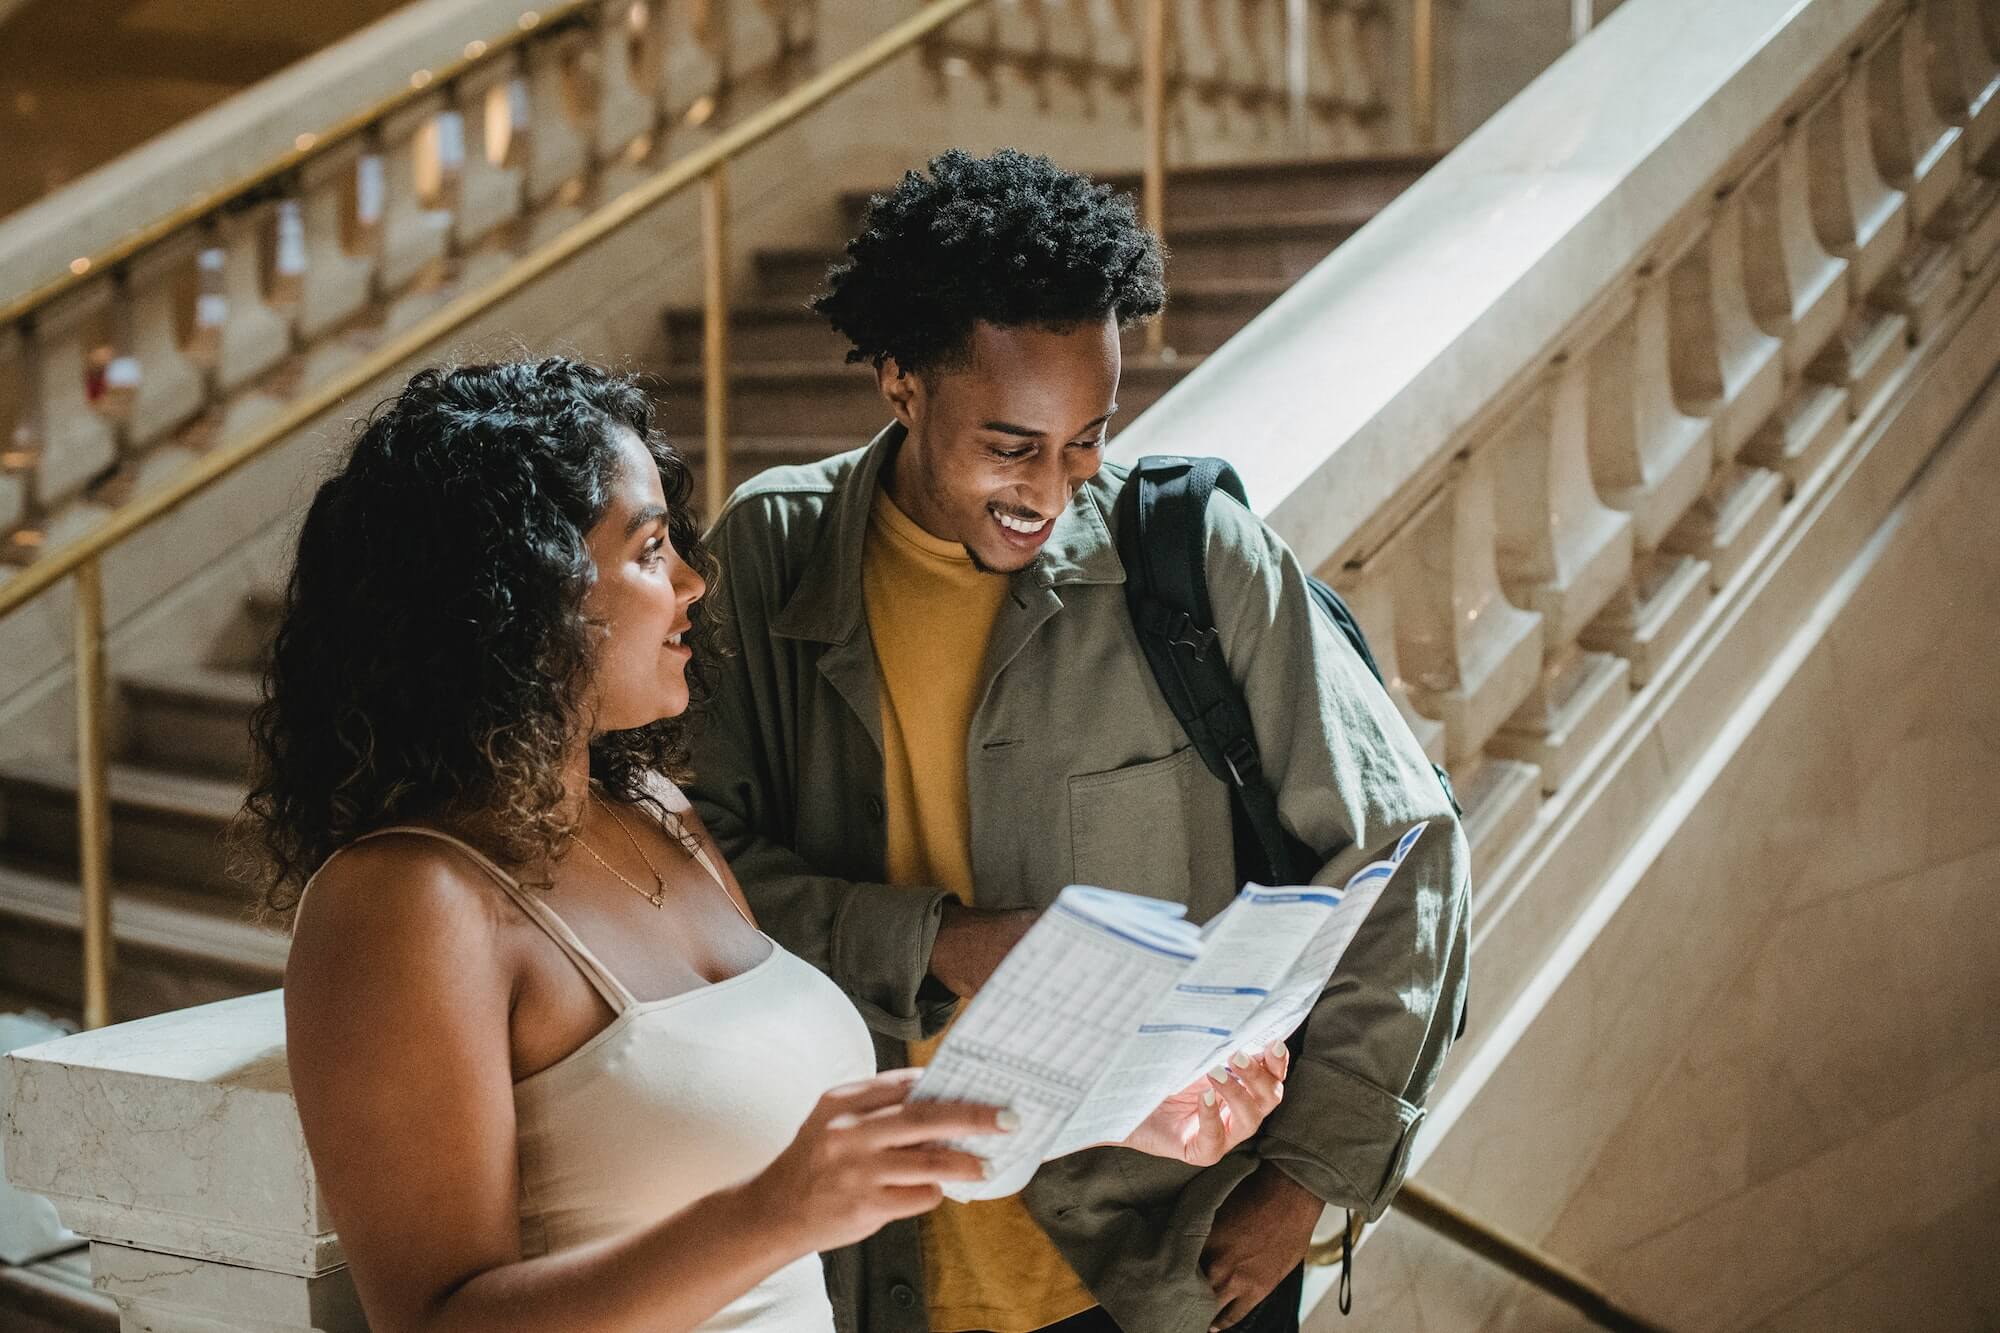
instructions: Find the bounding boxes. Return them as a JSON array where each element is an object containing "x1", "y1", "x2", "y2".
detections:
[{"x1": 876, "y1": 357, "x2": 922, "y2": 430}]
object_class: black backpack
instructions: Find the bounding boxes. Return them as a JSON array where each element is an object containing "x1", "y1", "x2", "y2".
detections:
[
  {"x1": 1113, "y1": 455, "x2": 1462, "y2": 1316},
  {"x1": 1113, "y1": 454, "x2": 1459, "y2": 890}
]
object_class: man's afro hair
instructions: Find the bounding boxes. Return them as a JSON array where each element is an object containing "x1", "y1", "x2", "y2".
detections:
[{"x1": 812, "y1": 148, "x2": 1167, "y2": 377}]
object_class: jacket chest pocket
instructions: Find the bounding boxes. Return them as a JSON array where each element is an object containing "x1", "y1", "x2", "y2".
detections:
[{"x1": 1067, "y1": 746, "x2": 1200, "y2": 902}]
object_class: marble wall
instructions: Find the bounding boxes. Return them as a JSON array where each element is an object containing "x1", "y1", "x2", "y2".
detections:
[{"x1": 1311, "y1": 374, "x2": 2000, "y2": 1331}]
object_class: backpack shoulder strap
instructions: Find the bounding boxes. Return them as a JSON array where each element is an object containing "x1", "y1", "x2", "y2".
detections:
[{"x1": 1116, "y1": 456, "x2": 1303, "y2": 885}]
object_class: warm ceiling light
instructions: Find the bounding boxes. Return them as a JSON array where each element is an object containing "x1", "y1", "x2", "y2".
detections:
[
  {"x1": 684, "y1": 95, "x2": 716, "y2": 127},
  {"x1": 464, "y1": 39, "x2": 488, "y2": 59},
  {"x1": 295, "y1": 132, "x2": 317, "y2": 151},
  {"x1": 411, "y1": 69, "x2": 434, "y2": 89},
  {"x1": 519, "y1": 10, "x2": 541, "y2": 29},
  {"x1": 68, "y1": 257, "x2": 90, "y2": 275}
]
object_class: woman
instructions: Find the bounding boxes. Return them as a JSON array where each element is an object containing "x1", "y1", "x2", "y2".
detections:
[{"x1": 255, "y1": 359, "x2": 1287, "y2": 1333}]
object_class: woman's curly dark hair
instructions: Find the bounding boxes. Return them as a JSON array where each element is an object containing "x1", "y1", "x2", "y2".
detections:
[
  {"x1": 240, "y1": 357, "x2": 719, "y2": 914},
  {"x1": 813, "y1": 148, "x2": 1167, "y2": 377}
]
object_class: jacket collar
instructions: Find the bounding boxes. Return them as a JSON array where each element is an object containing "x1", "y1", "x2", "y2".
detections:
[{"x1": 771, "y1": 422, "x2": 1126, "y2": 645}]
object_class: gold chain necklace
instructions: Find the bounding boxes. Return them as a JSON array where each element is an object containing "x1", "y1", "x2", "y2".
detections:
[{"x1": 571, "y1": 791, "x2": 671, "y2": 908}]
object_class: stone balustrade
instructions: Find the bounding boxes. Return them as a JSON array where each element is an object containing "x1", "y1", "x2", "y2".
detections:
[
  {"x1": 0, "y1": 0, "x2": 819, "y2": 576},
  {"x1": 1102, "y1": 0, "x2": 1997, "y2": 1306}
]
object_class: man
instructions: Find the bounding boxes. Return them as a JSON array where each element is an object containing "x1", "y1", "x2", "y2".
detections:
[{"x1": 688, "y1": 149, "x2": 1470, "y2": 1333}]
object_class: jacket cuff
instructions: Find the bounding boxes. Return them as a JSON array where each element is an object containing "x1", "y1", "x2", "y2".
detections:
[
  {"x1": 1256, "y1": 1056, "x2": 1426, "y2": 1221},
  {"x1": 830, "y1": 882, "x2": 958, "y2": 1041}
]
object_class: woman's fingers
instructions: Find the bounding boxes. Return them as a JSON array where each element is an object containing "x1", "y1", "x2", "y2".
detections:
[
  {"x1": 872, "y1": 1145, "x2": 992, "y2": 1185},
  {"x1": 817, "y1": 1068, "x2": 922, "y2": 1118},
  {"x1": 859, "y1": 1097, "x2": 1017, "y2": 1148}
]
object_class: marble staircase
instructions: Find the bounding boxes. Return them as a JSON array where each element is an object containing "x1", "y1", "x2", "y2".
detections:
[{"x1": 0, "y1": 152, "x2": 1434, "y2": 1028}]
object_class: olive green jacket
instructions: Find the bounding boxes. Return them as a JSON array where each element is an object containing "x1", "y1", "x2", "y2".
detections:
[{"x1": 688, "y1": 424, "x2": 1470, "y2": 1333}]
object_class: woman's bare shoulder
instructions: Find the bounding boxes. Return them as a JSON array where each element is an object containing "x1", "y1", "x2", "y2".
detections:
[{"x1": 286, "y1": 833, "x2": 519, "y2": 1000}]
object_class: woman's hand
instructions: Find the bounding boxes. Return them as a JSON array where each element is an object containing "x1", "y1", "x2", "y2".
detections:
[
  {"x1": 741, "y1": 1069, "x2": 1014, "y2": 1254},
  {"x1": 1119, "y1": 1043, "x2": 1288, "y2": 1168}
]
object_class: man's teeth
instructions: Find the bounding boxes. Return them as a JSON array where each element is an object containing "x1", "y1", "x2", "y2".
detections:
[
  {"x1": 994, "y1": 511, "x2": 1049, "y2": 534},
  {"x1": 666, "y1": 632, "x2": 683, "y2": 645}
]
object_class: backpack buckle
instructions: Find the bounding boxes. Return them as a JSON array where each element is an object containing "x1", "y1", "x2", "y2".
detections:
[
  {"x1": 1222, "y1": 735, "x2": 1261, "y2": 788},
  {"x1": 1163, "y1": 612, "x2": 1219, "y2": 660}
]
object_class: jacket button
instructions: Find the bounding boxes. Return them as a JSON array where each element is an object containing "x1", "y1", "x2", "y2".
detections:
[
  {"x1": 865, "y1": 794, "x2": 885, "y2": 821},
  {"x1": 889, "y1": 1283, "x2": 917, "y2": 1309}
]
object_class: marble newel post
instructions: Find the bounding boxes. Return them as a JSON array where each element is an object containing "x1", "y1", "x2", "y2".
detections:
[{"x1": 2, "y1": 993, "x2": 362, "y2": 1333}]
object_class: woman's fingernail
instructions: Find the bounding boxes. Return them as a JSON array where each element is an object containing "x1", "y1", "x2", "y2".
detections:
[
  {"x1": 979, "y1": 1159, "x2": 993, "y2": 1179},
  {"x1": 1202, "y1": 1089, "x2": 1217, "y2": 1108},
  {"x1": 1208, "y1": 1066, "x2": 1230, "y2": 1086},
  {"x1": 996, "y1": 1109, "x2": 1021, "y2": 1133},
  {"x1": 1267, "y1": 1042, "x2": 1286, "y2": 1060},
  {"x1": 1231, "y1": 1050, "x2": 1252, "y2": 1069}
]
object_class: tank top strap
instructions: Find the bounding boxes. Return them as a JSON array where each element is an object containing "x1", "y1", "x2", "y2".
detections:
[
  {"x1": 656, "y1": 808, "x2": 752, "y2": 928},
  {"x1": 345, "y1": 826, "x2": 637, "y2": 1013}
]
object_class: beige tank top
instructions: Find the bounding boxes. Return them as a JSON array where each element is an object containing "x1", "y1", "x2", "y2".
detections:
[{"x1": 314, "y1": 799, "x2": 875, "y2": 1333}]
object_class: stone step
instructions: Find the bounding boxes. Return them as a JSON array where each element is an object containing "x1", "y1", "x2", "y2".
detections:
[
  {"x1": 122, "y1": 665, "x2": 262, "y2": 783},
  {"x1": 654, "y1": 355, "x2": 1197, "y2": 443},
  {"x1": 0, "y1": 859, "x2": 285, "y2": 1023},
  {"x1": 662, "y1": 278, "x2": 1289, "y2": 365},
  {"x1": 752, "y1": 207, "x2": 1370, "y2": 300},
  {"x1": 834, "y1": 152, "x2": 1439, "y2": 234},
  {"x1": 0, "y1": 1246, "x2": 117, "y2": 1333},
  {"x1": 0, "y1": 758, "x2": 246, "y2": 902}
]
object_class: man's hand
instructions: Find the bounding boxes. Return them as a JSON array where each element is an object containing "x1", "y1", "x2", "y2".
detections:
[
  {"x1": 927, "y1": 901, "x2": 1038, "y2": 998},
  {"x1": 1201, "y1": 1162, "x2": 1324, "y2": 1331}
]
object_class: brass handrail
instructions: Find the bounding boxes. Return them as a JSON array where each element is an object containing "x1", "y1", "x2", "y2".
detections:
[
  {"x1": 0, "y1": 0, "x2": 602, "y2": 330},
  {"x1": 1312, "y1": 1181, "x2": 1677, "y2": 1332}
]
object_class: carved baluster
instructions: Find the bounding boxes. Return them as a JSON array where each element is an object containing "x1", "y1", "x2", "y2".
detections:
[
  {"x1": 1042, "y1": 0, "x2": 1098, "y2": 118},
  {"x1": 1332, "y1": 552, "x2": 1446, "y2": 768},
  {"x1": 21, "y1": 283, "x2": 118, "y2": 512},
  {"x1": 1663, "y1": 185, "x2": 1788, "y2": 590},
  {"x1": 594, "y1": 0, "x2": 665, "y2": 167},
  {"x1": 724, "y1": 0, "x2": 781, "y2": 89},
  {"x1": 1931, "y1": 0, "x2": 2000, "y2": 167},
  {"x1": 1396, "y1": 450, "x2": 1545, "y2": 769},
  {"x1": 1316, "y1": 4, "x2": 1385, "y2": 155},
  {"x1": 522, "y1": 25, "x2": 594, "y2": 229},
  {"x1": 1364, "y1": 467, "x2": 1544, "y2": 875},
  {"x1": 117, "y1": 233, "x2": 207, "y2": 453},
  {"x1": 1238, "y1": 0, "x2": 1285, "y2": 119},
  {"x1": 1179, "y1": 0, "x2": 1229, "y2": 133},
  {"x1": 454, "y1": 55, "x2": 528, "y2": 255},
  {"x1": 207, "y1": 202, "x2": 294, "y2": 395},
  {"x1": 993, "y1": 0, "x2": 1052, "y2": 112},
  {"x1": 1668, "y1": 194, "x2": 1784, "y2": 464},
  {"x1": 1871, "y1": 6, "x2": 1965, "y2": 233},
  {"x1": 1, "y1": 327, "x2": 30, "y2": 537},
  {"x1": 1586, "y1": 280, "x2": 1715, "y2": 554},
  {"x1": 1926, "y1": 0, "x2": 2000, "y2": 275},
  {"x1": 293, "y1": 143, "x2": 379, "y2": 342},
  {"x1": 1743, "y1": 108, "x2": 1854, "y2": 492},
  {"x1": 1808, "y1": 60, "x2": 1913, "y2": 419},
  {"x1": 377, "y1": 94, "x2": 453, "y2": 295},
  {"x1": 1487, "y1": 355, "x2": 1634, "y2": 795},
  {"x1": 1083, "y1": 0, "x2": 1140, "y2": 94},
  {"x1": 1871, "y1": 9, "x2": 1966, "y2": 337},
  {"x1": 663, "y1": 0, "x2": 726, "y2": 134}
]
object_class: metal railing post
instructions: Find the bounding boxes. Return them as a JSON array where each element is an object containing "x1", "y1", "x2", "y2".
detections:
[
  {"x1": 73, "y1": 559, "x2": 115, "y2": 1029},
  {"x1": 1379, "y1": 1182, "x2": 1677, "y2": 1332},
  {"x1": 1572, "y1": 0, "x2": 1596, "y2": 43},
  {"x1": 1142, "y1": 0, "x2": 1168, "y2": 355},
  {"x1": 701, "y1": 162, "x2": 732, "y2": 523},
  {"x1": 1412, "y1": 0, "x2": 1437, "y2": 148}
]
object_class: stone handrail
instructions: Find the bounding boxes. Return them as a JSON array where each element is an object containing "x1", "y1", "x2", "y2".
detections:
[{"x1": 1108, "y1": 0, "x2": 1998, "y2": 1302}]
